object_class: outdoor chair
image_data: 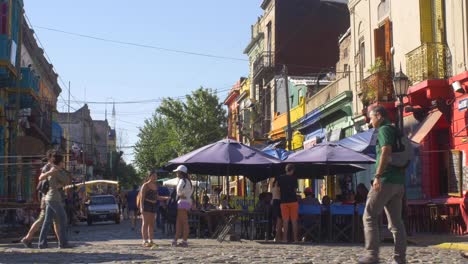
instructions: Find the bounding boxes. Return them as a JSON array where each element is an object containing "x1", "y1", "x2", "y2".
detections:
[
  {"x1": 329, "y1": 204, "x2": 355, "y2": 242},
  {"x1": 355, "y1": 204, "x2": 365, "y2": 243},
  {"x1": 188, "y1": 211, "x2": 201, "y2": 238},
  {"x1": 298, "y1": 204, "x2": 322, "y2": 242},
  {"x1": 249, "y1": 210, "x2": 270, "y2": 241}
]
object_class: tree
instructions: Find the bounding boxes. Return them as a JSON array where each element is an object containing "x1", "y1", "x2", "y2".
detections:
[
  {"x1": 115, "y1": 160, "x2": 140, "y2": 190},
  {"x1": 134, "y1": 87, "x2": 227, "y2": 173},
  {"x1": 133, "y1": 115, "x2": 180, "y2": 172}
]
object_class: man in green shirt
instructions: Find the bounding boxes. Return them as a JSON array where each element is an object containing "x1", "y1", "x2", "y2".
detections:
[{"x1": 359, "y1": 105, "x2": 407, "y2": 264}]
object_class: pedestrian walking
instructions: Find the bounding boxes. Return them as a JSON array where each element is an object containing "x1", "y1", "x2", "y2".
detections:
[
  {"x1": 359, "y1": 105, "x2": 407, "y2": 264},
  {"x1": 138, "y1": 170, "x2": 169, "y2": 247},
  {"x1": 276, "y1": 164, "x2": 299, "y2": 243},
  {"x1": 20, "y1": 150, "x2": 59, "y2": 248},
  {"x1": 127, "y1": 185, "x2": 139, "y2": 230},
  {"x1": 171, "y1": 165, "x2": 193, "y2": 247},
  {"x1": 38, "y1": 152, "x2": 72, "y2": 249}
]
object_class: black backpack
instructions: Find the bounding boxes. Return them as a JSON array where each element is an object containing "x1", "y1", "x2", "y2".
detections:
[
  {"x1": 166, "y1": 190, "x2": 178, "y2": 224},
  {"x1": 36, "y1": 179, "x2": 49, "y2": 196}
]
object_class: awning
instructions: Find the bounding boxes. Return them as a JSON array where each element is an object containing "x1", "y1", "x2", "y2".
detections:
[{"x1": 410, "y1": 110, "x2": 443, "y2": 144}]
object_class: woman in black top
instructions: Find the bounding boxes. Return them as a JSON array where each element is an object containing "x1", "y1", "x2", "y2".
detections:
[{"x1": 138, "y1": 170, "x2": 168, "y2": 247}]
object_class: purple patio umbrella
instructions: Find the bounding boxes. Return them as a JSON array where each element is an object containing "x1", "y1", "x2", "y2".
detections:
[
  {"x1": 164, "y1": 139, "x2": 282, "y2": 183},
  {"x1": 284, "y1": 142, "x2": 374, "y2": 178}
]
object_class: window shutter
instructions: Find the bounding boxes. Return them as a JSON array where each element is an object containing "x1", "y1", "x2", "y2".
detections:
[
  {"x1": 374, "y1": 28, "x2": 385, "y2": 62},
  {"x1": 384, "y1": 19, "x2": 393, "y2": 69},
  {"x1": 419, "y1": 0, "x2": 434, "y2": 43},
  {"x1": 433, "y1": 0, "x2": 445, "y2": 43}
]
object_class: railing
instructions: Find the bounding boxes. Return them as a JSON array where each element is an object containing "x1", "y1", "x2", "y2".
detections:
[
  {"x1": 360, "y1": 70, "x2": 394, "y2": 105},
  {"x1": 19, "y1": 67, "x2": 40, "y2": 94},
  {"x1": 0, "y1": 37, "x2": 9, "y2": 62},
  {"x1": 253, "y1": 52, "x2": 273, "y2": 78},
  {"x1": 28, "y1": 105, "x2": 52, "y2": 141},
  {"x1": 406, "y1": 42, "x2": 452, "y2": 85}
]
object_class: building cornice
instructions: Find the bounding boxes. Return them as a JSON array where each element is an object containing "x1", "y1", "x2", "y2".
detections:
[
  {"x1": 261, "y1": 0, "x2": 273, "y2": 10},
  {"x1": 22, "y1": 19, "x2": 62, "y2": 97},
  {"x1": 348, "y1": 0, "x2": 362, "y2": 9},
  {"x1": 243, "y1": 32, "x2": 264, "y2": 54}
]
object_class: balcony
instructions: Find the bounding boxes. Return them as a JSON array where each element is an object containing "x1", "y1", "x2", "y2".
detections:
[
  {"x1": 307, "y1": 77, "x2": 349, "y2": 111},
  {"x1": 253, "y1": 52, "x2": 274, "y2": 79},
  {"x1": 27, "y1": 105, "x2": 52, "y2": 144},
  {"x1": 0, "y1": 37, "x2": 9, "y2": 61},
  {"x1": 20, "y1": 67, "x2": 40, "y2": 94},
  {"x1": 360, "y1": 70, "x2": 395, "y2": 107},
  {"x1": 406, "y1": 42, "x2": 452, "y2": 85}
]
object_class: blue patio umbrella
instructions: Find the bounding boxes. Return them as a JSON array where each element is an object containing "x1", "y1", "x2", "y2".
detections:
[
  {"x1": 262, "y1": 148, "x2": 292, "y2": 161},
  {"x1": 338, "y1": 128, "x2": 378, "y2": 158},
  {"x1": 283, "y1": 142, "x2": 374, "y2": 178},
  {"x1": 164, "y1": 139, "x2": 282, "y2": 183}
]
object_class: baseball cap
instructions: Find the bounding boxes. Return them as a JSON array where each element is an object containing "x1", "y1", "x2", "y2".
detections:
[
  {"x1": 304, "y1": 187, "x2": 313, "y2": 194},
  {"x1": 173, "y1": 165, "x2": 188, "y2": 174}
]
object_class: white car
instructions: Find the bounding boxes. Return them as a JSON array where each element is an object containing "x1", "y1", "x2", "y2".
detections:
[{"x1": 86, "y1": 195, "x2": 120, "y2": 225}]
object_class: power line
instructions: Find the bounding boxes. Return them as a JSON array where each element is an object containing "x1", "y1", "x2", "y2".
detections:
[
  {"x1": 68, "y1": 87, "x2": 232, "y2": 105},
  {"x1": 35, "y1": 25, "x2": 249, "y2": 62}
]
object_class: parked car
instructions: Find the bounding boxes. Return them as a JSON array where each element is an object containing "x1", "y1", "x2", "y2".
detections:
[{"x1": 86, "y1": 195, "x2": 120, "y2": 225}]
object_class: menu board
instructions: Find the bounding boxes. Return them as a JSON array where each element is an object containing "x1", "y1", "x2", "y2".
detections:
[{"x1": 448, "y1": 150, "x2": 463, "y2": 197}]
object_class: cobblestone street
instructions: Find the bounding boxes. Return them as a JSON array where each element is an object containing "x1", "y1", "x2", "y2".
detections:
[{"x1": 0, "y1": 220, "x2": 465, "y2": 264}]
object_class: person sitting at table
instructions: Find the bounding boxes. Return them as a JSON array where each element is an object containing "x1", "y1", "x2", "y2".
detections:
[
  {"x1": 218, "y1": 194, "x2": 231, "y2": 210},
  {"x1": 201, "y1": 195, "x2": 216, "y2": 211},
  {"x1": 342, "y1": 192, "x2": 356, "y2": 205},
  {"x1": 354, "y1": 184, "x2": 369, "y2": 205},
  {"x1": 301, "y1": 188, "x2": 320, "y2": 205},
  {"x1": 321, "y1": 195, "x2": 331, "y2": 207}
]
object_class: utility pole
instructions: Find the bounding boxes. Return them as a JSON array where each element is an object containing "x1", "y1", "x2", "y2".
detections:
[
  {"x1": 67, "y1": 82, "x2": 71, "y2": 171},
  {"x1": 82, "y1": 104, "x2": 87, "y2": 200},
  {"x1": 283, "y1": 65, "x2": 292, "y2": 150}
]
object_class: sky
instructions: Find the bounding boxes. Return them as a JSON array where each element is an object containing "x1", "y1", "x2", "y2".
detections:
[{"x1": 23, "y1": 0, "x2": 263, "y2": 163}]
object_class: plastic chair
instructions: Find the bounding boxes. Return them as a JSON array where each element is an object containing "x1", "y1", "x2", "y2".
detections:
[
  {"x1": 188, "y1": 211, "x2": 201, "y2": 238},
  {"x1": 329, "y1": 204, "x2": 355, "y2": 242},
  {"x1": 249, "y1": 210, "x2": 270, "y2": 241},
  {"x1": 299, "y1": 204, "x2": 322, "y2": 242},
  {"x1": 355, "y1": 204, "x2": 365, "y2": 243}
]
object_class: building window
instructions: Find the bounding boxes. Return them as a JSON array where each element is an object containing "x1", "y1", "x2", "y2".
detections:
[
  {"x1": 378, "y1": 0, "x2": 390, "y2": 21},
  {"x1": 359, "y1": 40, "x2": 365, "y2": 82},
  {"x1": 0, "y1": 1, "x2": 8, "y2": 35},
  {"x1": 267, "y1": 22, "x2": 272, "y2": 55}
]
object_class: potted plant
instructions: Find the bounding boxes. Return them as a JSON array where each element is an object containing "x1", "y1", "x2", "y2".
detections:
[{"x1": 361, "y1": 57, "x2": 392, "y2": 104}]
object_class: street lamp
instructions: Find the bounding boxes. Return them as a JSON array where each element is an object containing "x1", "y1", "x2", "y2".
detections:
[
  {"x1": 393, "y1": 67, "x2": 410, "y2": 134},
  {"x1": 5, "y1": 105, "x2": 16, "y2": 200}
]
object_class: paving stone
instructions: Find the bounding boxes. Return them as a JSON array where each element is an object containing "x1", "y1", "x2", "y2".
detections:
[{"x1": 0, "y1": 220, "x2": 465, "y2": 263}]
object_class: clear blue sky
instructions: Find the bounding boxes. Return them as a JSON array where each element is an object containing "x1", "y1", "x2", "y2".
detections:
[{"x1": 23, "y1": 0, "x2": 262, "y2": 163}]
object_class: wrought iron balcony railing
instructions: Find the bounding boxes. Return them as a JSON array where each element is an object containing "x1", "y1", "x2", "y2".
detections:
[
  {"x1": 406, "y1": 42, "x2": 452, "y2": 84},
  {"x1": 253, "y1": 52, "x2": 273, "y2": 78},
  {"x1": 360, "y1": 70, "x2": 395, "y2": 106}
]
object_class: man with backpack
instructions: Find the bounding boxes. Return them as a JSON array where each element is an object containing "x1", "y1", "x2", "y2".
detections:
[
  {"x1": 20, "y1": 150, "x2": 60, "y2": 248},
  {"x1": 359, "y1": 105, "x2": 407, "y2": 264}
]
